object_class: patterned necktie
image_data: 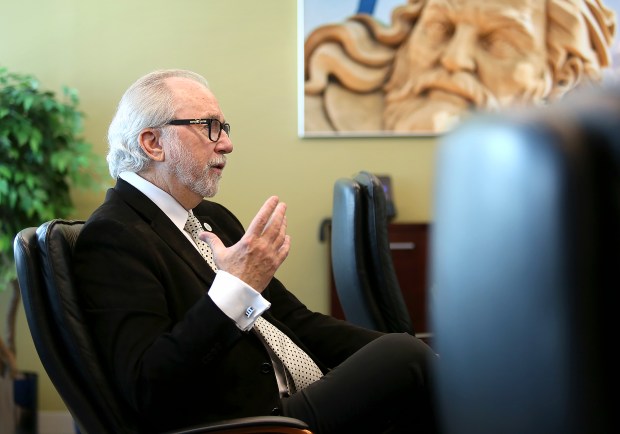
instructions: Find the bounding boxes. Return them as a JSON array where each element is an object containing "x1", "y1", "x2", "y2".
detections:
[
  {"x1": 184, "y1": 211, "x2": 323, "y2": 392},
  {"x1": 184, "y1": 211, "x2": 217, "y2": 269},
  {"x1": 254, "y1": 316, "x2": 323, "y2": 391}
]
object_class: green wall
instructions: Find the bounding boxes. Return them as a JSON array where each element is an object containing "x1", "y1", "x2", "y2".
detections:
[{"x1": 0, "y1": 0, "x2": 438, "y2": 412}]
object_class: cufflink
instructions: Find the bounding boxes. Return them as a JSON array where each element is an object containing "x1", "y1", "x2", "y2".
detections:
[
  {"x1": 245, "y1": 306, "x2": 255, "y2": 318},
  {"x1": 203, "y1": 222, "x2": 212, "y2": 231}
]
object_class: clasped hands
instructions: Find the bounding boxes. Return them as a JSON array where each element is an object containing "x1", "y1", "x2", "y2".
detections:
[{"x1": 198, "y1": 196, "x2": 291, "y2": 292}]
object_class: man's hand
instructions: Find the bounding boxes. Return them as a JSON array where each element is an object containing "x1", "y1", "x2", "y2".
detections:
[{"x1": 198, "y1": 196, "x2": 291, "y2": 292}]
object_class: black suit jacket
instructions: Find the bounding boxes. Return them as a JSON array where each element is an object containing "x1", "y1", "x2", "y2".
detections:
[{"x1": 74, "y1": 178, "x2": 381, "y2": 432}]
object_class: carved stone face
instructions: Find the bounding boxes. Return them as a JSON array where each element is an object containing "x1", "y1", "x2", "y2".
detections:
[{"x1": 385, "y1": 0, "x2": 551, "y2": 131}]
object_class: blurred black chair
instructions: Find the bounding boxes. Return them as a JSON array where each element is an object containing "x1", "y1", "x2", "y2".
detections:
[
  {"x1": 430, "y1": 89, "x2": 619, "y2": 434},
  {"x1": 13, "y1": 219, "x2": 312, "y2": 434},
  {"x1": 331, "y1": 171, "x2": 414, "y2": 334}
]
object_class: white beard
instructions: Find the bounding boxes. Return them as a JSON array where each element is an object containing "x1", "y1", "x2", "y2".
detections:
[{"x1": 168, "y1": 134, "x2": 222, "y2": 198}]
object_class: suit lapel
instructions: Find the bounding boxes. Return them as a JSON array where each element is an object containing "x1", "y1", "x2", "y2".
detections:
[{"x1": 113, "y1": 179, "x2": 216, "y2": 285}]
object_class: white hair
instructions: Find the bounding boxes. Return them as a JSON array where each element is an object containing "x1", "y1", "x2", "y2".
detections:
[{"x1": 106, "y1": 69, "x2": 209, "y2": 179}]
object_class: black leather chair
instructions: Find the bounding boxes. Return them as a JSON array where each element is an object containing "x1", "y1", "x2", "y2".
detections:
[
  {"x1": 13, "y1": 219, "x2": 312, "y2": 434},
  {"x1": 331, "y1": 171, "x2": 414, "y2": 334},
  {"x1": 430, "y1": 89, "x2": 618, "y2": 434}
]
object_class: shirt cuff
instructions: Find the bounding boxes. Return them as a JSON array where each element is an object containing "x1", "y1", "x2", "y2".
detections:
[{"x1": 208, "y1": 270, "x2": 271, "y2": 331}]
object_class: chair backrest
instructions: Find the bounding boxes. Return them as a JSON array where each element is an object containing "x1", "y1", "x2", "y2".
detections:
[
  {"x1": 331, "y1": 177, "x2": 384, "y2": 331},
  {"x1": 430, "y1": 92, "x2": 618, "y2": 433},
  {"x1": 331, "y1": 171, "x2": 413, "y2": 334},
  {"x1": 355, "y1": 171, "x2": 414, "y2": 334},
  {"x1": 13, "y1": 219, "x2": 140, "y2": 434}
]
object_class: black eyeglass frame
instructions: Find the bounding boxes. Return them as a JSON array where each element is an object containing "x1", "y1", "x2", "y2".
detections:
[{"x1": 166, "y1": 118, "x2": 231, "y2": 142}]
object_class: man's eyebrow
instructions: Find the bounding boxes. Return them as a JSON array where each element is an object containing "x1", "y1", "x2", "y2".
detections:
[{"x1": 200, "y1": 113, "x2": 225, "y2": 121}]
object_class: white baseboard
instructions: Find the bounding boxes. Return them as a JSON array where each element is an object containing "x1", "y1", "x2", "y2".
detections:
[{"x1": 38, "y1": 411, "x2": 75, "y2": 434}]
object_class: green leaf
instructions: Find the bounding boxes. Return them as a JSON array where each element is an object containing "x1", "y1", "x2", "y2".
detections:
[
  {"x1": 29, "y1": 128, "x2": 42, "y2": 152},
  {"x1": 22, "y1": 93, "x2": 35, "y2": 111},
  {"x1": 14, "y1": 123, "x2": 30, "y2": 146},
  {"x1": 0, "y1": 164, "x2": 11, "y2": 179},
  {"x1": 50, "y1": 151, "x2": 69, "y2": 172}
]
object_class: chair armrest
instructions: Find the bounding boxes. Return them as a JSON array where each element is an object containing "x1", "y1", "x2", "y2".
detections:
[{"x1": 165, "y1": 415, "x2": 312, "y2": 433}]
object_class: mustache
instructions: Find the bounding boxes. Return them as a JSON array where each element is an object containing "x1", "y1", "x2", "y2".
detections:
[
  {"x1": 388, "y1": 69, "x2": 499, "y2": 109},
  {"x1": 208, "y1": 155, "x2": 227, "y2": 168}
]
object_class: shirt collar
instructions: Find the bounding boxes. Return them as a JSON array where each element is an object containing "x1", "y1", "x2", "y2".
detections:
[{"x1": 119, "y1": 171, "x2": 189, "y2": 231}]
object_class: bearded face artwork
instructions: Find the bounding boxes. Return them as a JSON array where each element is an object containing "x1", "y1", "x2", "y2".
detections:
[
  {"x1": 383, "y1": 0, "x2": 551, "y2": 132},
  {"x1": 303, "y1": 0, "x2": 616, "y2": 135}
]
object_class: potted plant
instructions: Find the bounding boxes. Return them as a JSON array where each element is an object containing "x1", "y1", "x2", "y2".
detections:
[{"x1": 0, "y1": 66, "x2": 103, "y2": 433}]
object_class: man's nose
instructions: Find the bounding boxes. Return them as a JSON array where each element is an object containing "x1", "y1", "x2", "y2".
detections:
[
  {"x1": 440, "y1": 24, "x2": 477, "y2": 72},
  {"x1": 215, "y1": 131, "x2": 233, "y2": 154}
]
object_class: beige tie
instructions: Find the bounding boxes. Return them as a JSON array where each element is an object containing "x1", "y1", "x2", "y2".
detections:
[
  {"x1": 253, "y1": 316, "x2": 323, "y2": 391},
  {"x1": 184, "y1": 211, "x2": 323, "y2": 392},
  {"x1": 184, "y1": 211, "x2": 217, "y2": 269}
]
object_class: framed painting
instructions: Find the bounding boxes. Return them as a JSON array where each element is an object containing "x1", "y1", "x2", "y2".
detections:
[{"x1": 299, "y1": 0, "x2": 620, "y2": 138}]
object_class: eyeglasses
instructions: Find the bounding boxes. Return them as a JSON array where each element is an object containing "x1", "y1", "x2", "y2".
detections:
[{"x1": 166, "y1": 118, "x2": 231, "y2": 142}]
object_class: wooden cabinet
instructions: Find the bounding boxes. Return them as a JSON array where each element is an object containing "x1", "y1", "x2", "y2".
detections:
[{"x1": 328, "y1": 223, "x2": 432, "y2": 337}]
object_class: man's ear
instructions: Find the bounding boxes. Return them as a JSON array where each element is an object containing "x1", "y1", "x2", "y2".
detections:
[{"x1": 139, "y1": 128, "x2": 165, "y2": 161}]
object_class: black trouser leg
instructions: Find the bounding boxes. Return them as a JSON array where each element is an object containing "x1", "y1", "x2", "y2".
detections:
[{"x1": 281, "y1": 333, "x2": 439, "y2": 434}]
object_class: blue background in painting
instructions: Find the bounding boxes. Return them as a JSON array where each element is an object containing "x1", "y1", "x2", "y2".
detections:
[
  {"x1": 357, "y1": 0, "x2": 378, "y2": 14},
  {"x1": 303, "y1": 0, "x2": 404, "y2": 38}
]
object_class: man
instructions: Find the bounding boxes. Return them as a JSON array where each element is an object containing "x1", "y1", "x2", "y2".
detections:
[
  {"x1": 304, "y1": 0, "x2": 616, "y2": 134},
  {"x1": 73, "y1": 69, "x2": 438, "y2": 434}
]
